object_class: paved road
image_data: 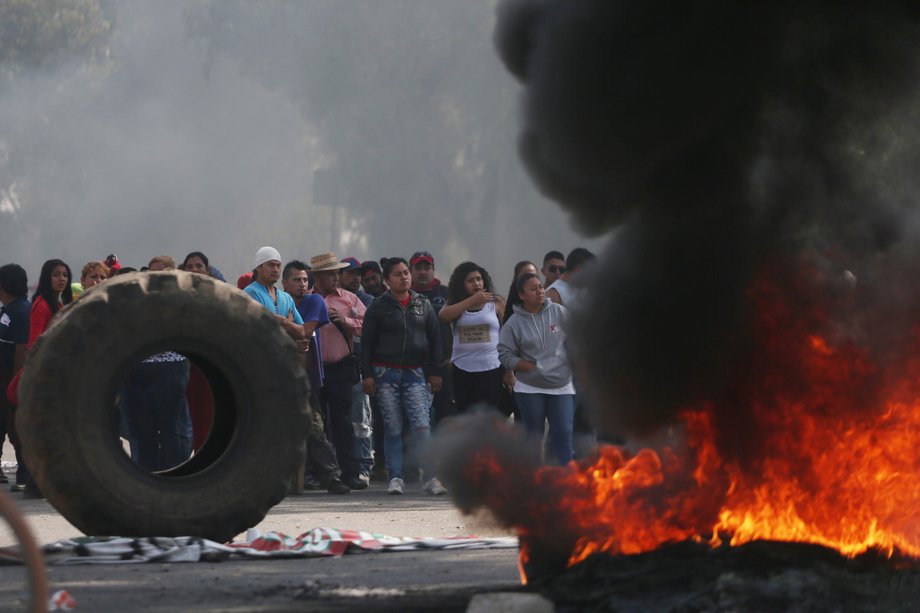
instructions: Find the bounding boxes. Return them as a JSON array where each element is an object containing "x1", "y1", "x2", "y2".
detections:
[{"x1": 0, "y1": 480, "x2": 522, "y2": 611}]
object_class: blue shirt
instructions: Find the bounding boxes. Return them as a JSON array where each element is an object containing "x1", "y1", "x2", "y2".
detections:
[
  {"x1": 244, "y1": 282, "x2": 304, "y2": 324},
  {"x1": 354, "y1": 289, "x2": 373, "y2": 308},
  {"x1": 295, "y1": 294, "x2": 329, "y2": 390},
  {"x1": 295, "y1": 294, "x2": 330, "y2": 327}
]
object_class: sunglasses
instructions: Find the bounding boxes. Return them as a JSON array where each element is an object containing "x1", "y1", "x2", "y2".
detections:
[{"x1": 547, "y1": 265, "x2": 566, "y2": 274}]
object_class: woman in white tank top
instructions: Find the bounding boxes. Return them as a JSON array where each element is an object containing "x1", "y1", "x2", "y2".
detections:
[{"x1": 439, "y1": 262, "x2": 506, "y2": 413}]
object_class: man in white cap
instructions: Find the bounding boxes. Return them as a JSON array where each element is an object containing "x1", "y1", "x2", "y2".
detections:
[
  {"x1": 244, "y1": 246, "x2": 307, "y2": 344},
  {"x1": 243, "y1": 247, "x2": 350, "y2": 495}
]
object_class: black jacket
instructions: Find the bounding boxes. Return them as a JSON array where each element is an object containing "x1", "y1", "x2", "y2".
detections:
[{"x1": 360, "y1": 290, "x2": 443, "y2": 377}]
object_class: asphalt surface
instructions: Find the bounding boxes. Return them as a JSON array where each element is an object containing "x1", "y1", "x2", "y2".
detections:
[{"x1": 0, "y1": 475, "x2": 522, "y2": 611}]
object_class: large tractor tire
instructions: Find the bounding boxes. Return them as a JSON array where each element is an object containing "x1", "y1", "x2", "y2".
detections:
[{"x1": 17, "y1": 272, "x2": 309, "y2": 542}]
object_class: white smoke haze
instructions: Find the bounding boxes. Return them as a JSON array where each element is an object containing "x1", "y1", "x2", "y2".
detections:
[{"x1": 0, "y1": 0, "x2": 605, "y2": 288}]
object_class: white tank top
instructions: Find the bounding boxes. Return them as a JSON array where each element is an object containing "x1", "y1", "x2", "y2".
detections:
[
  {"x1": 547, "y1": 278, "x2": 576, "y2": 307},
  {"x1": 450, "y1": 301, "x2": 501, "y2": 372}
]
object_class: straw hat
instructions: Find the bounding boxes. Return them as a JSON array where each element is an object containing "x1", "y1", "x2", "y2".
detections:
[{"x1": 310, "y1": 252, "x2": 350, "y2": 272}]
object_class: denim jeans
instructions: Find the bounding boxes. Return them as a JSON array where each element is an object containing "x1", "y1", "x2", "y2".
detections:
[
  {"x1": 119, "y1": 359, "x2": 192, "y2": 472},
  {"x1": 514, "y1": 392, "x2": 575, "y2": 465},
  {"x1": 351, "y1": 381, "x2": 374, "y2": 476},
  {"x1": 374, "y1": 366, "x2": 432, "y2": 480}
]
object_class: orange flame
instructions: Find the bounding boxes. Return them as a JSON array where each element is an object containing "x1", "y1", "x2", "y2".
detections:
[{"x1": 481, "y1": 267, "x2": 920, "y2": 574}]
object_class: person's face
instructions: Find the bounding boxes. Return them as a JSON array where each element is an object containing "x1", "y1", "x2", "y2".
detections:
[
  {"x1": 313, "y1": 270, "x2": 340, "y2": 294},
  {"x1": 282, "y1": 269, "x2": 309, "y2": 300},
  {"x1": 518, "y1": 277, "x2": 545, "y2": 309},
  {"x1": 257, "y1": 260, "x2": 282, "y2": 285},
  {"x1": 388, "y1": 263, "x2": 412, "y2": 293},
  {"x1": 542, "y1": 258, "x2": 566, "y2": 285},
  {"x1": 362, "y1": 272, "x2": 383, "y2": 295},
  {"x1": 148, "y1": 261, "x2": 167, "y2": 272},
  {"x1": 411, "y1": 261, "x2": 434, "y2": 288},
  {"x1": 185, "y1": 256, "x2": 209, "y2": 275},
  {"x1": 51, "y1": 266, "x2": 69, "y2": 294},
  {"x1": 81, "y1": 269, "x2": 106, "y2": 289},
  {"x1": 341, "y1": 269, "x2": 362, "y2": 292},
  {"x1": 463, "y1": 271, "x2": 484, "y2": 296}
]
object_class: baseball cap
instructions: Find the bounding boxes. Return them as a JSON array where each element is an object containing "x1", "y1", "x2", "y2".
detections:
[
  {"x1": 104, "y1": 253, "x2": 121, "y2": 274},
  {"x1": 340, "y1": 257, "x2": 364, "y2": 272},
  {"x1": 410, "y1": 251, "x2": 434, "y2": 267},
  {"x1": 236, "y1": 271, "x2": 253, "y2": 290},
  {"x1": 361, "y1": 260, "x2": 382, "y2": 277}
]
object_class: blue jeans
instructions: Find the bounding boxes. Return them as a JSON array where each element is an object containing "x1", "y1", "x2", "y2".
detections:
[
  {"x1": 119, "y1": 359, "x2": 192, "y2": 472},
  {"x1": 514, "y1": 392, "x2": 575, "y2": 465},
  {"x1": 374, "y1": 366, "x2": 432, "y2": 480}
]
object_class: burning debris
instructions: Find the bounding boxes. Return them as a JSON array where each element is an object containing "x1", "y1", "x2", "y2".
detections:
[
  {"x1": 528, "y1": 540, "x2": 920, "y2": 611},
  {"x1": 441, "y1": 0, "x2": 920, "y2": 591}
]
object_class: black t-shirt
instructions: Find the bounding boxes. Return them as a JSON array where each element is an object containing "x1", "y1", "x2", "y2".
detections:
[
  {"x1": 0, "y1": 296, "x2": 30, "y2": 373},
  {"x1": 413, "y1": 283, "x2": 450, "y2": 363},
  {"x1": 414, "y1": 285, "x2": 448, "y2": 313}
]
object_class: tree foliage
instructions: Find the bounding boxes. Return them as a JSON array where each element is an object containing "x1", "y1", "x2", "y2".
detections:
[
  {"x1": 184, "y1": 1, "x2": 563, "y2": 264},
  {"x1": 0, "y1": 0, "x2": 111, "y2": 77}
]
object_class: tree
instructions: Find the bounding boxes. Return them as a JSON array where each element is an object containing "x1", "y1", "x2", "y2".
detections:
[
  {"x1": 184, "y1": 1, "x2": 574, "y2": 267},
  {"x1": 0, "y1": 0, "x2": 111, "y2": 78}
]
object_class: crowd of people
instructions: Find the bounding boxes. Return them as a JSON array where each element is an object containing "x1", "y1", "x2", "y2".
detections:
[{"x1": 0, "y1": 246, "x2": 596, "y2": 499}]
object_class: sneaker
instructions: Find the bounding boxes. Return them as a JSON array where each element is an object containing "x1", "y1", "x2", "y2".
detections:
[
  {"x1": 344, "y1": 474, "x2": 369, "y2": 490},
  {"x1": 325, "y1": 479, "x2": 351, "y2": 495},
  {"x1": 423, "y1": 478, "x2": 448, "y2": 496},
  {"x1": 10, "y1": 483, "x2": 25, "y2": 493},
  {"x1": 0, "y1": 473, "x2": 8, "y2": 485},
  {"x1": 387, "y1": 478, "x2": 405, "y2": 495}
]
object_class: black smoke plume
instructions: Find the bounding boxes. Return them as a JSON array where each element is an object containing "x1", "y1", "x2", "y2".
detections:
[{"x1": 495, "y1": 0, "x2": 920, "y2": 457}]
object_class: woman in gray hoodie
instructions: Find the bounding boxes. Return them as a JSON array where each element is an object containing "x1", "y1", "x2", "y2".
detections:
[{"x1": 497, "y1": 272, "x2": 575, "y2": 464}]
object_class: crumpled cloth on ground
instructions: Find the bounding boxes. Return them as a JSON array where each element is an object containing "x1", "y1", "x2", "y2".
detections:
[{"x1": 37, "y1": 528, "x2": 518, "y2": 565}]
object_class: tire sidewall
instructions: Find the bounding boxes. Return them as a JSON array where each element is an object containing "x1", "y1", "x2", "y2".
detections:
[{"x1": 18, "y1": 272, "x2": 309, "y2": 541}]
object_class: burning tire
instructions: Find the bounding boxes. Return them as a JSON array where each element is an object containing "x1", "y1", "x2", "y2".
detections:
[{"x1": 17, "y1": 272, "x2": 309, "y2": 542}]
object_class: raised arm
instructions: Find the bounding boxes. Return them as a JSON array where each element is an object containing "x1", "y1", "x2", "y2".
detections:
[{"x1": 438, "y1": 291, "x2": 494, "y2": 323}]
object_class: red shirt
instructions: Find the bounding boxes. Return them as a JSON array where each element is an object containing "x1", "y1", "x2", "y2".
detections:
[{"x1": 28, "y1": 296, "x2": 58, "y2": 349}]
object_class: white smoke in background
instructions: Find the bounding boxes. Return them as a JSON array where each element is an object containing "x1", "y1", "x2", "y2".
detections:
[
  {"x1": 0, "y1": 0, "x2": 604, "y2": 287},
  {"x1": 0, "y1": 1, "x2": 318, "y2": 278}
]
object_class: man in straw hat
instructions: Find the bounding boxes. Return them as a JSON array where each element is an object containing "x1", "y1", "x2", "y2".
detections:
[{"x1": 309, "y1": 252, "x2": 369, "y2": 490}]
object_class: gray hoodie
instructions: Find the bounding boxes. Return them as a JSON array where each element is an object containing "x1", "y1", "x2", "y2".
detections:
[{"x1": 498, "y1": 299, "x2": 571, "y2": 389}]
